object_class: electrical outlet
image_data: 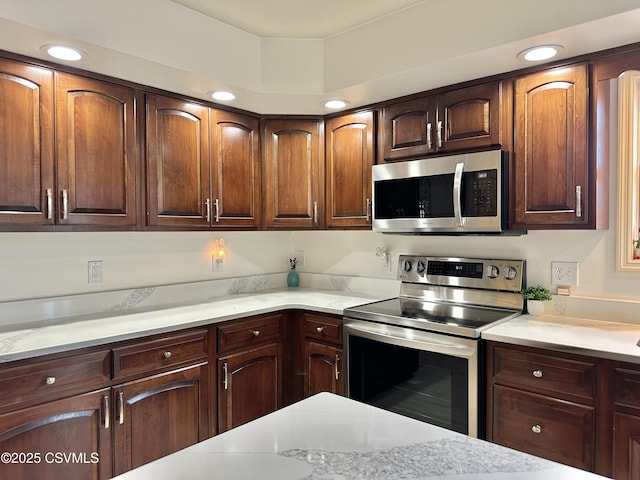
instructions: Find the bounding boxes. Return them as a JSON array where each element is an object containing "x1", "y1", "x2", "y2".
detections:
[
  {"x1": 551, "y1": 261, "x2": 579, "y2": 286},
  {"x1": 212, "y1": 256, "x2": 223, "y2": 273},
  {"x1": 88, "y1": 260, "x2": 103, "y2": 284},
  {"x1": 296, "y1": 250, "x2": 305, "y2": 267}
]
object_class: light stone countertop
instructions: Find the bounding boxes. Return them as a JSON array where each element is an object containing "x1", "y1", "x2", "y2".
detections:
[
  {"x1": 111, "y1": 391, "x2": 608, "y2": 480},
  {"x1": 482, "y1": 313, "x2": 640, "y2": 363},
  {"x1": 0, "y1": 288, "x2": 388, "y2": 363}
]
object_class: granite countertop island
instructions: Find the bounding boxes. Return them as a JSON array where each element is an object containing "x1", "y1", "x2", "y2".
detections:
[{"x1": 111, "y1": 392, "x2": 607, "y2": 480}]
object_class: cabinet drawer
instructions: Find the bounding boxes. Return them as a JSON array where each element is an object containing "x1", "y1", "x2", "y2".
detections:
[
  {"x1": 492, "y1": 385, "x2": 594, "y2": 471},
  {"x1": 217, "y1": 314, "x2": 283, "y2": 354},
  {"x1": 491, "y1": 345, "x2": 595, "y2": 401},
  {"x1": 112, "y1": 329, "x2": 208, "y2": 381},
  {"x1": 0, "y1": 350, "x2": 111, "y2": 412},
  {"x1": 303, "y1": 313, "x2": 342, "y2": 345},
  {"x1": 615, "y1": 366, "x2": 640, "y2": 408}
]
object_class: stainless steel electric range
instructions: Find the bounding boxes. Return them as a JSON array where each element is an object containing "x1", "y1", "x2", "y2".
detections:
[{"x1": 343, "y1": 255, "x2": 525, "y2": 438}]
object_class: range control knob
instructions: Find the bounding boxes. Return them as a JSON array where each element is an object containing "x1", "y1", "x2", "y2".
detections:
[
  {"x1": 416, "y1": 261, "x2": 426, "y2": 275},
  {"x1": 503, "y1": 266, "x2": 518, "y2": 280},
  {"x1": 486, "y1": 265, "x2": 500, "y2": 279},
  {"x1": 403, "y1": 260, "x2": 412, "y2": 272}
]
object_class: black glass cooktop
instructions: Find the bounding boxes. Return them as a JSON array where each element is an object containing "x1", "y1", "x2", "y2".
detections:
[{"x1": 344, "y1": 297, "x2": 518, "y2": 337}]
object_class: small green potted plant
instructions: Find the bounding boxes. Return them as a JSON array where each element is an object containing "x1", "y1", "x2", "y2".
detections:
[{"x1": 520, "y1": 285, "x2": 552, "y2": 316}]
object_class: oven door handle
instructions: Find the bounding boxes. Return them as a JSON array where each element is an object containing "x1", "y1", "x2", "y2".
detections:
[{"x1": 344, "y1": 321, "x2": 477, "y2": 359}]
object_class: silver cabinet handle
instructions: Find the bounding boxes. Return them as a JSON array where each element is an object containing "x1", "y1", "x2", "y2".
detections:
[
  {"x1": 61, "y1": 189, "x2": 68, "y2": 219},
  {"x1": 163, "y1": 351, "x2": 172, "y2": 359},
  {"x1": 223, "y1": 362, "x2": 228, "y2": 390},
  {"x1": 103, "y1": 395, "x2": 110, "y2": 429},
  {"x1": 45, "y1": 376, "x2": 56, "y2": 385},
  {"x1": 575, "y1": 185, "x2": 582, "y2": 218},
  {"x1": 532, "y1": 369, "x2": 543, "y2": 378},
  {"x1": 531, "y1": 424, "x2": 542, "y2": 434},
  {"x1": 366, "y1": 198, "x2": 371, "y2": 222},
  {"x1": 335, "y1": 354, "x2": 340, "y2": 381},
  {"x1": 426, "y1": 122, "x2": 432, "y2": 150},
  {"x1": 453, "y1": 162, "x2": 464, "y2": 227},
  {"x1": 46, "y1": 188, "x2": 53, "y2": 219},
  {"x1": 205, "y1": 198, "x2": 211, "y2": 223},
  {"x1": 437, "y1": 120, "x2": 443, "y2": 148},
  {"x1": 214, "y1": 198, "x2": 220, "y2": 223},
  {"x1": 118, "y1": 391, "x2": 124, "y2": 425},
  {"x1": 251, "y1": 330, "x2": 260, "y2": 337},
  {"x1": 313, "y1": 201, "x2": 318, "y2": 224},
  {"x1": 316, "y1": 326, "x2": 324, "y2": 333}
]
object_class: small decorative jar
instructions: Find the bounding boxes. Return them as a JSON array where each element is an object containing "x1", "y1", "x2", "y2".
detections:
[{"x1": 287, "y1": 257, "x2": 299, "y2": 287}]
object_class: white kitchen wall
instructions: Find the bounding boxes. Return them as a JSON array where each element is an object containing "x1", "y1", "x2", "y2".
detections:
[{"x1": 0, "y1": 231, "x2": 292, "y2": 302}]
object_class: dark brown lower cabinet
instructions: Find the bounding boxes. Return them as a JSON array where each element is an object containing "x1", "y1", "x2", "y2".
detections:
[
  {"x1": 491, "y1": 385, "x2": 594, "y2": 471},
  {"x1": 0, "y1": 388, "x2": 112, "y2": 480},
  {"x1": 305, "y1": 341, "x2": 343, "y2": 397},
  {"x1": 112, "y1": 364, "x2": 209, "y2": 476},
  {"x1": 614, "y1": 413, "x2": 640, "y2": 480},
  {"x1": 217, "y1": 343, "x2": 281, "y2": 433}
]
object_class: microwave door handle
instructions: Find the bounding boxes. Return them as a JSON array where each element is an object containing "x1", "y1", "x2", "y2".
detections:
[{"x1": 453, "y1": 162, "x2": 464, "y2": 226}]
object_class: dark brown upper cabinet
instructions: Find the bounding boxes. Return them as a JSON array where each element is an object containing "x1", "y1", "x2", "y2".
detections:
[
  {"x1": 325, "y1": 111, "x2": 374, "y2": 228},
  {"x1": 511, "y1": 63, "x2": 596, "y2": 229},
  {"x1": 263, "y1": 118, "x2": 323, "y2": 229},
  {"x1": 210, "y1": 110, "x2": 261, "y2": 229},
  {"x1": 146, "y1": 95, "x2": 261, "y2": 229},
  {"x1": 55, "y1": 73, "x2": 139, "y2": 228},
  {"x1": 0, "y1": 58, "x2": 55, "y2": 227},
  {"x1": 379, "y1": 82, "x2": 502, "y2": 163},
  {"x1": 0, "y1": 60, "x2": 139, "y2": 229}
]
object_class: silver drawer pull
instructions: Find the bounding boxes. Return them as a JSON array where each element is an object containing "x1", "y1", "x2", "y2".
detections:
[
  {"x1": 251, "y1": 330, "x2": 260, "y2": 337},
  {"x1": 163, "y1": 351, "x2": 172, "y2": 359},
  {"x1": 531, "y1": 424, "x2": 542, "y2": 434},
  {"x1": 532, "y1": 369, "x2": 543, "y2": 378},
  {"x1": 45, "y1": 376, "x2": 56, "y2": 385},
  {"x1": 316, "y1": 326, "x2": 324, "y2": 333}
]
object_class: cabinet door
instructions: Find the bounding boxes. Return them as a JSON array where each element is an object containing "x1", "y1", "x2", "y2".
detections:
[
  {"x1": 438, "y1": 82, "x2": 501, "y2": 151},
  {"x1": 210, "y1": 110, "x2": 261, "y2": 229},
  {"x1": 379, "y1": 96, "x2": 436, "y2": 162},
  {"x1": 0, "y1": 388, "x2": 111, "y2": 480},
  {"x1": 305, "y1": 341, "x2": 343, "y2": 397},
  {"x1": 0, "y1": 59, "x2": 54, "y2": 227},
  {"x1": 263, "y1": 119, "x2": 323, "y2": 229},
  {"x1": 512, "y1": 63, "x2": 589, "y2": 228},
  {"x1": 112, "y1": 364, "x2": 209, "y2": 476},
  {"x1": 491, "y1": 385, "x2": 594, "y2": 471},
  {"x1": 146, "y1": 95, "x2": 211, "y2": 228},
  {"x1": 218, "y1": 343, "x2": 281, "y2": 432},
  {"x1": 614, "y1": 412, "x2": 640, "y2": 480},
  {"x1": 325, "y1": 111, "x2": 373, "y2": 228},
  {"x1": 55, "y1": 73, "x2": 138, "y2": 227}
]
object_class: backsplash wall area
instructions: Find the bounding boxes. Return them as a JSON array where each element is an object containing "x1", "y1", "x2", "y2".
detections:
[{"x1": 0, "y1": 224, "x2": 637, "y2": 304}]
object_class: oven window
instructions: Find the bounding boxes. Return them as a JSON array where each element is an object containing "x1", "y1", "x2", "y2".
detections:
[{"x1": 348, "y1": 335, "x2": 469, "y2": 434}]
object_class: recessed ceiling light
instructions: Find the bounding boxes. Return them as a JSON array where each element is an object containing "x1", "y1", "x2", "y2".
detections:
[
  {"x1": 210, "y1": 91, "x2": 236, "y2": 101},
  {"x1": 518, "y1": 45, "x2": 563, "y2": 62},
  {"x1": 323, "y1": 99, "x2": 349, "y2": 109},
  {"x1": 41, "y1": 44, "x2": 85, "y2": 61}
]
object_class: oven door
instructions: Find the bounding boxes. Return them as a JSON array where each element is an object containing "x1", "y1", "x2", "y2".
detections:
[{"x1": 343, "y1": 318, "x2": 481, "y2": 437}]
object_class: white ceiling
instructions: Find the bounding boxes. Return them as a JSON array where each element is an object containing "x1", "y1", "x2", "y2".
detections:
[
  {"x1": 172, "y1": 0, "x2": 425, "y2": 38},
  {"x1": 1, "y1": 0, "x2": 640, "y2": 114}
]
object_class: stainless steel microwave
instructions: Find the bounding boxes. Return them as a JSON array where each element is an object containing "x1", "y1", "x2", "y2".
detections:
[{"x1": 372, "y1": 150, "x2": 511, "y2": 234}]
